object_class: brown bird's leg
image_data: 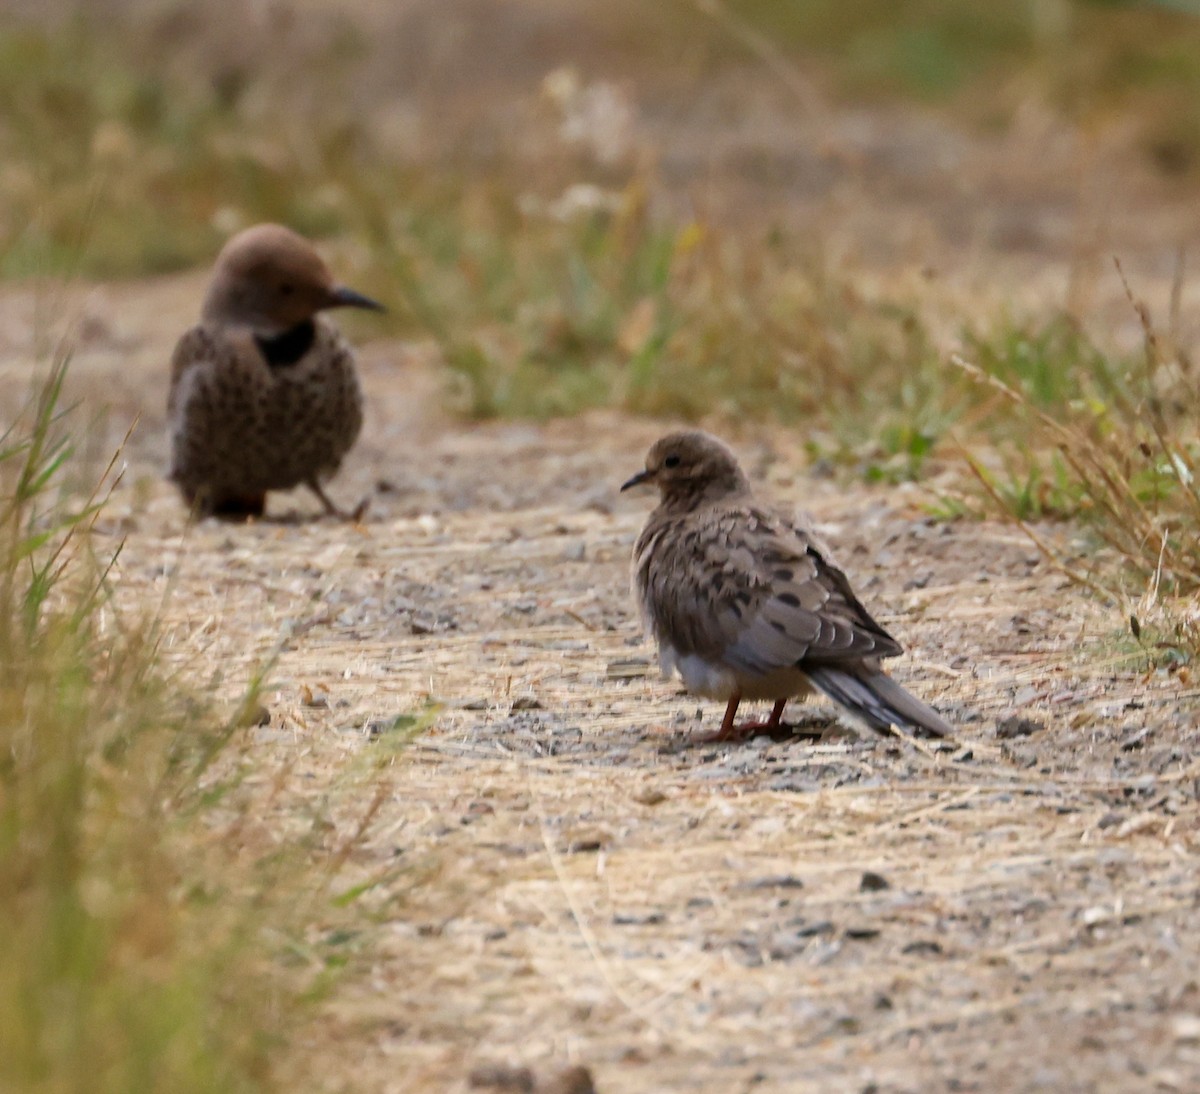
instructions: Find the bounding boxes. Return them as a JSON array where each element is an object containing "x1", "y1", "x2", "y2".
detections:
[
  {"x1": 766, "y1": 698, "x2": 788, "y2": 729},
  {"x1": 307, "y1": 479, "x2": 369, "y2": 522}
]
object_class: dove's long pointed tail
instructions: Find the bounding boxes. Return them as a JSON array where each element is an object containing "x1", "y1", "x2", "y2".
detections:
[{"x1": 805, "y1": 666, "x2": 953, "y2": 739}]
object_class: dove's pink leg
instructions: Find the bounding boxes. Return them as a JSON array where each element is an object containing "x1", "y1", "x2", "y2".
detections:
[
  {"x1": 708, "y1": 696, "x2": 790, "y2": 741},
  {"x1": 733, "y1": 698, "x2": 789, "y2": 733},
  {"x1": 704, "y1": 696, "x2": 790, "y2": 743},
  {"x1": 711, "y1": 695, "x2": 742, "y2": 741}
]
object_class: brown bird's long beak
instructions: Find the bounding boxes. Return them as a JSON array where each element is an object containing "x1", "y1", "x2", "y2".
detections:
[
  {"x1": 327, "y1": 285, "x2": 386, "y2": 312},
  {"x1": 620, "y1": 469, "x2": 652, "y2": 492}
]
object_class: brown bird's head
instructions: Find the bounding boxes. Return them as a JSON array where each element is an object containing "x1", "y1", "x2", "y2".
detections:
[
  {"x1": 201, "y1": 223, "x2": 384, "y2": 335},
  {"x1": 621, "y1": 430, "x2": 751, "y2": 507}
]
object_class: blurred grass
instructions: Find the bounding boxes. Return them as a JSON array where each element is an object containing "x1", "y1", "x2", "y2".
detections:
[
  {"x1": 5, "y1": 2, "x2": 1197, "y2": 1081},
  {"x1": 0, "y1": 355, "x2": 377, "y2": 1091},
  {"x1": 719, "y1": 0, "x2": 1200, "y2": 146},
  {"x1": 5, "y1": 1, "x2": 1200, "y2": 274},
  {"x1": 368, "y1": 182, "x2": 950, "y2": 434},
  {"x1": 0, "y1": 14, "x2": 355, "y2": 278},
  {"x1": 951, "y1": 274, "x2": 1200, "y2": 652},
  {"x1": 719, "y1": 0, "x2": 1035, "y2": 100},
  {"x1": 2, "y1": 2, "x2": 1200, "y2": 532}
]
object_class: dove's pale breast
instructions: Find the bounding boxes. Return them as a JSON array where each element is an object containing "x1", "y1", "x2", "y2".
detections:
[{"x1": 168, "y1": 318, "x2": 363, "y2": 499}]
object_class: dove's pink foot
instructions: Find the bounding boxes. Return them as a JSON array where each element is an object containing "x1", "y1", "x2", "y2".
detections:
[{"x1": 702, "y1": 697, "x2": 790, "y2": 743}]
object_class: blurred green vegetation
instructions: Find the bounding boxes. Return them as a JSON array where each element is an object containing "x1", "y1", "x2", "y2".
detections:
[
  {"x1": 371, "y1": 186, "x2": 950, "y2": 428},
  {"x1": 0, "y1": 358, "x2": 383, "y2": 1091},
  {"x1": 724, "y1": 0, "x2": 1035, "y2": 99},
  {"x1": 5, "y1": 4, "x2": 1198, "y2": 1083},
  {"x1": 0, "y1": 15, "x2": 350, "y2": 277},
  {"x1": 1, "y1": 361, "x2": 264, "y2": 1091},
  {"x1": 3, "y1": 2, "x2": 1200, "y2": 278},
  {"x1": 952, "y1": 309, "x2": 1200, "y2": 604},
  {"x1": 721, "y1": 0, "x2": 1200, "y2": 129},
  {"x1": 2, "y1": 2, "x2": 1200, "y2": 602}
]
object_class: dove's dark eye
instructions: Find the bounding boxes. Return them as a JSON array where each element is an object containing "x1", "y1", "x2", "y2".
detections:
[
  {"x1": 279, "y1": 283, "x2": 295, "y2": 296},
  {"x1": 663, "y1": 454, "x2": 681, "y2": 469}
]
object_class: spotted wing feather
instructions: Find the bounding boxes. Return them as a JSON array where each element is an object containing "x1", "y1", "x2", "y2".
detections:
[{"x1": 167, "y1": 320, "x2": 362, "y2": 504}]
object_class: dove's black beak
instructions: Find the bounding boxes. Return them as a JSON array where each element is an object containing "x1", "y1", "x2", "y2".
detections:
[
  {"x1": 327, "y1": 285, "x2": 386, "y2": 312},
  {"x1": 620, "y1": 469, "x2": 653, "y2": 492}
]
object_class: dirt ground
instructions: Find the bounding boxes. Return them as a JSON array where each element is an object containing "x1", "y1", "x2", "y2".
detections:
[
  {"x1": 3, "y1": 294, "x2": 1192, "y2": 1092},
  {"x1": 6, "y1": 2, "x2": 1200, "y2": 1089}
]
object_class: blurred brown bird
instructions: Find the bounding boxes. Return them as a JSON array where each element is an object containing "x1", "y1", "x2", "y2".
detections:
[
  {"x1": 622, "y1": 430, "x2": 952, "y2": 741},
  {"x1": 167, "y1": 223, "x2": 384, "y2": 520}
]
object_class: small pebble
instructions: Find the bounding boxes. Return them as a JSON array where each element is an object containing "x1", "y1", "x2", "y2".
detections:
[
  {"x1": 1171, "y1": 1014, "x2": 1200, "y2": 1044},
  {"x1": 742, "y1": 875, "x2": 804, "y2": 891},
  {"x1": 844, "y1": 925, "x2": 881, "y2": 940},
  {"x1": 468, "y1": 1065, "x2": 534, "y2": 1091},
  {"x1": 901, "y1": 939, "x2": 943, "y2": 956},
  {"x1": 996, "y1": 715, "x2": 1043, "y2": 739},
  {"x1": 612, "y1": 911, "x2": 665, "y2": 926},
  {"x1": 541, "y1": 1066, "x2": 596, "y2": 1094},
  {"x1": 566, "y1": 831, "x2": 607, "y2": 853},
  {"x1": 606, "y1": 658, "x2": 651, "y2": 679}
]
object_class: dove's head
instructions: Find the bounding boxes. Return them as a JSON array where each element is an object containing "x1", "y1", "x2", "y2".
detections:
[
  {"x1": 621, "y1": 430, "x2": 751, "y2": 506},
  {"x1": 201, "y1": 223, "x2": 384, "y2": 335}
]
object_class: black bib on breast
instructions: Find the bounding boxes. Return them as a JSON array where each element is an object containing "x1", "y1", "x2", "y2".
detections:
[{"x1": 256, "y1": 320, "x2": 316, "y2": 368}]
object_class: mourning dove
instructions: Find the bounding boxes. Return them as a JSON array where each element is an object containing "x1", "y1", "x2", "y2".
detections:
[
  {"x1": 622, "y1": 430, "x2": 952, "y2": 740},
  {"x1": 167, "y1": 223, "x2": 384, "y2": 520}
]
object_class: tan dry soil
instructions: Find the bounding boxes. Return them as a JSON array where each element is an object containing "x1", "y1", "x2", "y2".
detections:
[
  {"x1": 1, "y1": 298, "x2": 1194, "y2": 1091},
  {"x1": 6, "y1": 1, "x2": 1200, "y2": 1087}
]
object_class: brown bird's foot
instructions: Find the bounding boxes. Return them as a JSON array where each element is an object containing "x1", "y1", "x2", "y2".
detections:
[
  {"x1": 209, "y1": 494, "x2": 267, "y2": 521},
  {"x1": 307, "y1": 480, "x2": 369, "y2": 523}
]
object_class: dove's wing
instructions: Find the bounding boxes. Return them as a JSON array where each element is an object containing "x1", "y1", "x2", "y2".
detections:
[{"x1": 635, "y1": 503, "x2": 902, "y2": 678}]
